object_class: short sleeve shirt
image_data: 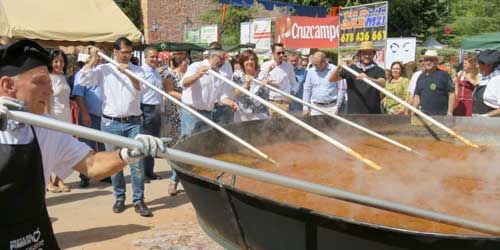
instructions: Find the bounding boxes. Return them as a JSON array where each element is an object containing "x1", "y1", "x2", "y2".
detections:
[
  {"x1": 415, "y1": 70, "x2": 454, "y2": 115},
  {"x1": 0, "y1": 120, "x2": 91, "y2": 186},
  {"x1": 340, "y1": 64, "x2": 386, "y2": 114}
]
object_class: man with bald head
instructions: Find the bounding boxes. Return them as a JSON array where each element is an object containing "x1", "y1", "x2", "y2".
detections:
[
  {"x1": 302, "y1": 51, "x2": 346, "y2": 116},
  {"x1": 0, "y1": 39, "x2": 165, "y2": 249}
]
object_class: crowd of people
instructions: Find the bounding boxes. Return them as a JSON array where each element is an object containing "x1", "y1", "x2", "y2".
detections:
[
  {"x1": 0, "y1": 39, "x2": 166, "y2": 249},
  {"x1": 2, "y1": 34, "x2": 500, "y2": 236}
]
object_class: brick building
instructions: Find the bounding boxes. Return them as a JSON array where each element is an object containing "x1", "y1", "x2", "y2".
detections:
[
  {"x1": 140, "y1": 0, "x2": 280, "y2": 44},
  {"x1": 141, "y1": 0, "x2": 219, "y2": 44}
]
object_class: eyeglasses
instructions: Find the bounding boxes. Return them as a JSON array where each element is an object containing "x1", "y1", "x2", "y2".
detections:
[
  {"x1": 118, "y1": 50, "x2": 132, "y2": 55},
  {"x1": 276, "y1": 51, "x2": 285, "y2": 55}
]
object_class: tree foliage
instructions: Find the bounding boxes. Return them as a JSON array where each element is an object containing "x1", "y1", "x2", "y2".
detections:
[
  {"x1": 443, "y1": 0, "x2": 500, "y2": 47},
  {"x1": 115, "y1": 0, "x2": 143, "y2": 32},
  {"x1": 199, "y1": 3, "x2": 257, "y2": 45}
]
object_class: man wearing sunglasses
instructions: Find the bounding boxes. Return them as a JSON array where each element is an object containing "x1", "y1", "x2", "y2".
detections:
[
  {"x1": 329, "y1": 41, "x2": 386, "y2": 114},
  {"x1": 259, "y1": 43, "x2": 297, "y2": 115}
]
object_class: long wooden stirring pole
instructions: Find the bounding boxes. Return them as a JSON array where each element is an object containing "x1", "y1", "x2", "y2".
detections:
[
  {"x1": 251, "y1": 78, "x2": 415, "y2": 153},
  {"x1": 209, "y1": 69, "x2": 383, "y2": 170},
  {"x1": 97, "y1": 52, "x2": 278, "y2": 166},
  {"x1": 341, "y1": 65, "x2": 479, "y2": 148},
  {"x1": 7, "y1": 110, "x2": 500, "y2": 235}
]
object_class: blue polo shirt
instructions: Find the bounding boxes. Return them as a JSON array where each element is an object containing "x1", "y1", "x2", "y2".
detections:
[
  {"x1": 415, "y1": 69, "x2": 454, "y2": 116},
  {"x1": 72, "y1": 70, "x2": 103, "y2": 116}
]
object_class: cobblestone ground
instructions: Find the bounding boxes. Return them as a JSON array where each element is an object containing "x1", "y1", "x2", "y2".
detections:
[{"x1": 132, "y1": 221, "x2": 223, "y2": 250}]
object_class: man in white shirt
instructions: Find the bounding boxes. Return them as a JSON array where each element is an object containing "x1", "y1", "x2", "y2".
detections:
[
  {"x1": 79, "y1": 37, "x2": 153, "y2": 217},
  {"x1": 258, "y1": 43, "x2": 297, "y2": 116},
  {"x1": 0, "y1": 39, "x2": 164, "y2": 249},
  {"x1": 140, "y1": 47, "x2": 165, "y2": 181},
  {"x1": 208, "y1": 42, "x2": 235, "y2": 125},
  {"x1": 406, "y1": 49, "x2": 429, "y2": 111},
  {"x1": 180, "y1": 48, "x2": 238, "y2": 137}
]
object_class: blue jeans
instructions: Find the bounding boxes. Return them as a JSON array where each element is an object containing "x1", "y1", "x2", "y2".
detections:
[
  {"x1": 79, "y1": 114, "x2": 105, "y2": 181},
  {"x1": 101, "y1": 116, "x2": 144, "y2": 204},
  {"x1": 180, "y1": 109, "x2": 213, "y2": 137},
  {"x1": 289, "y1": 93, "x2": 303, "y2": 113},
  {"x1": 141, "y1": 104, "x2": 161, "y2": 177},
  {"x1": 212, "y1": 104, "x2": 234, "y2": 125},
  {"x1": 174, "y1": 109, "x2": 213, "y2": 183}
]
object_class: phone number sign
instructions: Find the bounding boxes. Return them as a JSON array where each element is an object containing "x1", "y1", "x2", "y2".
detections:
[{"x1": 339, "y1": 2, "x2": 388, "y2": 48}]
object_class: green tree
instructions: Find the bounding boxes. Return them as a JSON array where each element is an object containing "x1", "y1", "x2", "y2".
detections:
[
  {"x1": 199, "y1": 3, "x2": 257, "y2": 45},
  {"x1": 115, "y1": 0, "x2": 143, "y2": 32},
  {"x1": 443, "y1": 0, "x2": 500, "y2": 47}
]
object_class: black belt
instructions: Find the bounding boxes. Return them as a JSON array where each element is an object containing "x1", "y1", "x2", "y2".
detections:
[
  {"x1": 102, "y1": 114, "x2": 141, "y2": 122},
  {"x1": 314, "y1": 100, "x2": 337, "y2": 105},
  {"x1": 141, "y1": 103, "x2": 160, "y2": 108},
  {"x1": 269, "y1": 99, "x2": 287, "y2": 104}
]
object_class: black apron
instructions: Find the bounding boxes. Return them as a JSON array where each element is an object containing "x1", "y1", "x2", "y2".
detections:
[
  {"x1": 0, "y1": 126, "x2": 60, "y2": 250},
  {"x1": 472, "y1": 85, "x2": 494, "y2": 115}
]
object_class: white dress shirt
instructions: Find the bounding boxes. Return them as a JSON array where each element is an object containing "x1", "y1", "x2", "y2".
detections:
[
  {"x1": 216, "y1": 60, "x2": 235, "y2": 102},
  {"x1": 181, "y1": 60, "x2": 230, "y2": 111},
  {"x1": 0, "y1": 119, "x2": 91, "y2": 185},
  {"x1": 79, "y1": 63, "x2": 145, "y2": 117},
  {"x1": 408, "y1": 70, "x2": 422, "y2": 96},
  {"x1": 482, "y1": 74, "x2": 500, "y2": 109},
  {"x1": 141, "y1": 64, "x2": 163, "y2": 105},
  {"x1": 258, "y1": 60, "x2": 297, "y2": 101}
]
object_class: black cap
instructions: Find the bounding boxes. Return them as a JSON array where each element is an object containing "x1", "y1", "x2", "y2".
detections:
[
  {"x1": 477, "y1": 50, "x2": 500, "y2": 65},
  {"x1": 0, "y1": 39, "x2": 50, "y2": 77}
]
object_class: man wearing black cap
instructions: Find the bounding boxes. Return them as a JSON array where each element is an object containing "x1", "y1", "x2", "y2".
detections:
[
  {"x1": 0, "y1": 39, "x2": 165, "y2": 249},
  {"x1": 473, "y1": 50, "x2": 500, "y2": 117}
]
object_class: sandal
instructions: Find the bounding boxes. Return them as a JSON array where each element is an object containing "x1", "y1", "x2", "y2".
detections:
[
  {"x1": 58, "y1": 184, "x2": 71, "y2": 192},
  {"x1": 47, "y1": 183, "x2": 61, "y2": 193}
]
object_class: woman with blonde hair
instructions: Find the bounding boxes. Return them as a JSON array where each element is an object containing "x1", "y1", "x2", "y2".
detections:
[
  {"x1": 382, "y1": 61, "x2": 409, "y2": 114},
  {"x1": 453, "y1": 55, "x2": 479, "y2": 116}
]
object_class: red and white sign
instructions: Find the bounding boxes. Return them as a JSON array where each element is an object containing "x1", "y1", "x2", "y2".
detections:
[
  {"x1": 251, "y1": 19, "x2": 272, "y2": 53},
  {"x1": 275, "y1": 16, "x2": 340, "y2": 49}
]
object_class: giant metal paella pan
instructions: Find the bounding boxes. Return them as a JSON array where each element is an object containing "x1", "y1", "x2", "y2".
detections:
[{"x1": 171, "y1": 115, "x2": 500, "y2": 250}]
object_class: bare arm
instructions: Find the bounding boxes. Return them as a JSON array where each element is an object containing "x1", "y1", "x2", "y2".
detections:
[
  {"x1": 329, "y1": 64, "x2": 344, "y2": 82},
  {"x1": 182, "y1": 65, "x2": 208, "y2": 88},
  {"x1": 486, "y1": 108, "x2": 500, "y2": 117},
  {"x1": 164, "y1": 77, "x2": 182, "y2": 100},
  {"x1": 447, "y1": 92, "x2": 455, "y2": 115},
  {"x1": 233, "y1": 75, "x2": 252, "y2": 97},
  {"x1": 75, "y1": 96, "x2": 91, "y2": 127},
  {"x1": 412, "y1": 95, "x2": 421, "y2": 113},
  {"x1": 73, "y1": 151, "x2": 126, "y2": 181}
]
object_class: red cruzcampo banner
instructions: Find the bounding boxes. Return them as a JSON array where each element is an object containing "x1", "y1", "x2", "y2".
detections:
[{"x1": 275, "y1": 16, "x2": 340, "y2": 49}]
